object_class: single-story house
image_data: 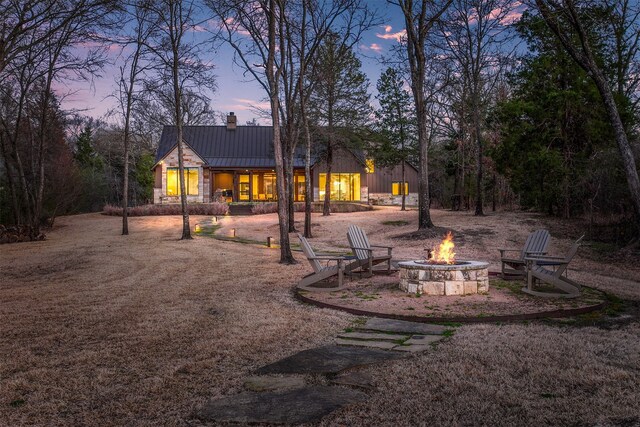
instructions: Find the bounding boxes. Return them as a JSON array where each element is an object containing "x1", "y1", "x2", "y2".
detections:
[{"x1": 152, "y1": 113, "x2": 419, "y2": 206}]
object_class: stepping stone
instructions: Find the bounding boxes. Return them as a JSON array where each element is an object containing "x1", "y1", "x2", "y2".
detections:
[
  {"x1": 360, "y1": 318, "x2": 447, "y2": 335},
  {"x1": 404, "y1": 335, "x2": 444, "y2": 345},
  {"x1": 331, "y1": 371, "x2": 375, "y2": 390},
  {"x1": 392, "y1": 344, "x2": 433, "y2": 353},
  {"x1": 337, "y1": 331, "x2": 410, "y2": 341},
  {"x1": 197, "y1": 386, "x2": 367, "y2": 424},
  {"x1": 255, "y1": 345, "x2": 401, "y2": 375},
  {"x1": 243, "y1": 375, "x2": 306, "y2": 392},
  {"x1": 336, "y1": 338, "x2": 397, "y2": 350}
]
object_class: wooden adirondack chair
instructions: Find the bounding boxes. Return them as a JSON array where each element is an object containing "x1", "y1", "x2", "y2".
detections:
[
  {"x1": 346, "y1": 225, "x2": 393, "y2": 277},
  {"x1": 499, "y1": 229, "x2": 551, "y2": 277},
  {"x1": 523, "y1": 235, "x2": 584, "y2": 299},
  {"x1": 297, "y1": 234, "x2": 348, "y2": 292}
]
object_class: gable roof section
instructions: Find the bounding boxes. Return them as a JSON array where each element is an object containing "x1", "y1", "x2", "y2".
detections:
[{"x1": 155, "y1": 125, "x2": 309, "y2": 168}]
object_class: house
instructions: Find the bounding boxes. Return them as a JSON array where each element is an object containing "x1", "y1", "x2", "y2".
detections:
[{"x1": 152, "y1": 113, "x2": 419, "y2": 206}]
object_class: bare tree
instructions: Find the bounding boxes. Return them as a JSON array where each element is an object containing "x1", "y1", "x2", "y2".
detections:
[
  {"x1": 533, "y1": 0, "x2": 640, "y2": 233},
  {"x1": 209, "y1": 0, "x2": 295, "y2": 262},
  {"x1": 0, "y1": 1, "x2": 113, "y2": 237},
  {"x1": 144, "y1": 0, "x2": 215, "y2": 240},
  {"x1": 440, "y1": 0, "x2": 516, "y2": 216},
  {"x1": 112, "y1": 1, "x2": 155, "y2": 235},
  {"x1": 392, "y1": 0, "x2": 453, "y2": 229}
]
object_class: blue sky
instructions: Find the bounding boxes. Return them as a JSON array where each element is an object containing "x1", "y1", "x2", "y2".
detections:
[{"x1": 59, "y1": 1, "x2": 408, "y2": 125}]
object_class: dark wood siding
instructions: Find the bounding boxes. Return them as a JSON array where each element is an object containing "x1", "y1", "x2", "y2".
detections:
[
  {"x1": 312, "y1": 147, "x2": 366, "y2": 184},
  {"x1": 366, "y1": 162, "x2": 419, "y2": 193}
]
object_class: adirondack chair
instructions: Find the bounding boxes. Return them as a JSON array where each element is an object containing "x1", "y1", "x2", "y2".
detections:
[
  {"x1": 297, "y1": 233, "x2": 348, "y2": 292},
  {"x1": 346, "y1": 225, "x2": 393, "y2": 277},
  {"x1": 499, "y1": 229, "x2": 551, "y2": 277},
  {"x1": 523, "y1": 235, "x2": 584, "y2": 299}
]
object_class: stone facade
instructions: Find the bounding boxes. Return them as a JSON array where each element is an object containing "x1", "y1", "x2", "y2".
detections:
[
  {"x1": 398, "y1": 261, "x2": 490, "y2": 296},
  {"x1": 154, "y1": 145, "x2": 206, "y2": 204},
  {"x1": 368, "y1": 192, "x2": 418, "y2": 206}
]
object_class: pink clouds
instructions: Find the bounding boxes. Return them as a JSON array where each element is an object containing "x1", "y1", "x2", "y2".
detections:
[
  {"x1": 361, "y1": 43, "x2": 383, "y2": 53},
  {"x1": 376, "y1": 25, "x2": 406, "y2": 42}
]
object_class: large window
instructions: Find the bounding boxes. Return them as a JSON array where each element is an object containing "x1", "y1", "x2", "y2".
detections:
[
  {"x1": 392, "y1": 181, "x2": 408, "y2": 196},
  {"x1": 167, "y1": 167, "x2": 199, "y2": 196},
  {"x1": 319, "y1": 173, "x2": 361, "y2": 201},
  {"x1": 239, "y1": 174, "x2": 250, "y2": 201},
  {"x1": 252, "y1": 172, "x2": 277, "y2": 201},
  {"x1": 294, "y1": 175, "x2": 305, "y2": 201}
]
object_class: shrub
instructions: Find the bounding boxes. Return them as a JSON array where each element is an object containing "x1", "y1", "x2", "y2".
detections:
[
  {"x1": 251, "y1": 203, "x2": 278, "y2": 215},
  {"x1": 250, "y1": 202, "x2": 374, "y2": 215},
  {"x1": 103, "y1": 203, "x2": 229, "y2": 217}
]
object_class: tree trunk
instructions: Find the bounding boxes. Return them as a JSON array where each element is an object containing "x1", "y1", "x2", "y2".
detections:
[
  {"x1": 323, "y1": 142, "x2": 332, "y2": 216},
  {"x1": 285, "y1": 152, "x2": 296, "y2": 232},
  {"x1": 122, "y1": 118, "x2": 130, "y2": 235},
  {"x1": 303, "y1": 120, "x2": 313, "y2": 237},
  {"x1": 473, "y1": 91, "x2": 484, "y2": 216},
  {"x1": 267, "y1": 0, "x2": 294, "y2": 264},
  {"x1": 401, "y1": 159, "x2": 406, "y2": 211}
]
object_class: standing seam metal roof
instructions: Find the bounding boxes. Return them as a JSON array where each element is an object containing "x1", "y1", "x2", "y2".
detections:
[{"x1": 155, "y1": 125, "x2": 310, "y2": 168}]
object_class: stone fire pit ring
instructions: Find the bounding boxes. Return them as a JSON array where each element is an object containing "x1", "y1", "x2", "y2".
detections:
[{"x1": 398, "y1": 260, "x2": 490, "y2": 296}]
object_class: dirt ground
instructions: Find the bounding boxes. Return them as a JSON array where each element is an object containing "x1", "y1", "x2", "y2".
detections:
[{"x1": 1, "y1": 207, "x2": 639, "y2": 426}]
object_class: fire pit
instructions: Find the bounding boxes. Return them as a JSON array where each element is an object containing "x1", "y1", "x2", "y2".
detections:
[{"x1": 398, "y1": 232, "x2": 489, "y2": 296}]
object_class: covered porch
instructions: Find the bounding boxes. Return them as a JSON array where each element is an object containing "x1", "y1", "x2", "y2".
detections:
[{"x1": 209, "y1": 169, "x2": 306, "y2": 203}]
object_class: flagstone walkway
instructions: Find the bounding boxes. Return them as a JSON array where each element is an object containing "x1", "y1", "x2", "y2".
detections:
[{"x1": 195, "y1": 317, "x2": 451, "y2": 425}]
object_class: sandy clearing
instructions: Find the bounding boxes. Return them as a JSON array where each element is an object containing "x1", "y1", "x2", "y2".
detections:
[{"x1": 0, "y1": 208, "x2": 639, "y2": 426}]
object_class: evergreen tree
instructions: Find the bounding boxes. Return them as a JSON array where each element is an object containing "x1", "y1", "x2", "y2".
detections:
[
  {"x1": 491, "y1": 10, "x2": 627, "y2": 218},
  {"x1": 309, "y1": 33, "x2": 371, "y2": 215},
  {"x1": 373, "y1": 67, "x2": 417, "y2": 210}
]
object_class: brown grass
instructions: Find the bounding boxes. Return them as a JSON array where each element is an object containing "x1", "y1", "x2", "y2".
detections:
[{"x1": 1, "y1": 208, "x2": 639, "y2": 426}]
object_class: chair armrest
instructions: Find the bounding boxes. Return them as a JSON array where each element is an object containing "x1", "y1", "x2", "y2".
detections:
[
  {"x1": 310, "y1": 255, "x2": 346, "y2": 261},
  {"x1": 525, "y1": 255, "x2": 564, "y2": 261},
  {"x1": 370, "y1": 245, "x2": 393, "y2": 256},
  {"x1": 350, "y1": 246, "x2": 374, "y2": 253},
  {"x1": 525, "y1": 256, "x2": 566, "y2": 268}
]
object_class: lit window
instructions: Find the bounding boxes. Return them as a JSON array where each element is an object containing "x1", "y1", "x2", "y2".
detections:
[
  {"x1": 319, "y1": 173, "x2": 361, "y2": 201},
  {"x1": 365, "y1": 159, "x2": 375, "y2": 173},
  {"x1": 392, "y1": 181, "x2": 408, "y2": 196},
  {"x1": 167, "y1": 167, "x2": 199, "y2": 196}
]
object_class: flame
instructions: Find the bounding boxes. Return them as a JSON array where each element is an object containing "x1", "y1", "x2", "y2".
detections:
[{"x1": 434, "y1": 231, "x2": 456, "y2": 264}]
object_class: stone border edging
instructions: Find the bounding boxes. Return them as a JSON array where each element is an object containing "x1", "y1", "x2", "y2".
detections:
[{"x1": 293, "y1": 286, "x2": 608, "y2": 323}]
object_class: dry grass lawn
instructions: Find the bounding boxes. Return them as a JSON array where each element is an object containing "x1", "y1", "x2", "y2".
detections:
[{"x1": 1, "y1": 208, "x2": 639, "y2": 426}]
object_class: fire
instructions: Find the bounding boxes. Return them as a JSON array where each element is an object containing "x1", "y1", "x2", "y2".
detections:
[{"x1": 432, "y1": 231, "x2": 456, "y2": 264}]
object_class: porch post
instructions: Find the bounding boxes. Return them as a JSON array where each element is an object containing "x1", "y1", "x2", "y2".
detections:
[
  {"x1": 232, "y1": 172, "x2": 239, "y2": 203},
  {"x1": 249, "y1": 171, "x2": 254, "y2": 202}
]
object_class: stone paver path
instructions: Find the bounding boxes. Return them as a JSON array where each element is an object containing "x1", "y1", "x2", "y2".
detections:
[
  {"x1": 333, "y1": 317, "x2": 448, "y2": 352},
  {"x1": 196, "y1": 317, "x2": 453, "y2": 425},
  {"x1": 197, "y1": 386, "x2": 367, "y2": 424},
  {"x1": 255, "y1": 345, "x2": 401, "y2": 375}
]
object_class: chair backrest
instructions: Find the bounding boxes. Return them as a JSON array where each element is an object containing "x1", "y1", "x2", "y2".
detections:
[
  {"x1": 563, "y1": 234, "x2": 584, "y2": 262},
  {"x1": 298, "y1": 233, "x2": 322, "y2": 273},
  {"x1": 347, "y1": 225, "x2": 371, "y2": 261},
  {"x1": 521, "y1": 229, "x2": 551, "y2": 260},
  {"x1": 552, "y1": 235, "x2": 584, "y2": 277}
]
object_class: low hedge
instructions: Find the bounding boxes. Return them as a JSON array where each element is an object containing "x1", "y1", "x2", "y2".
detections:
[{"x1": 103, "y1": 203, "x2": 229, "y2": 216}]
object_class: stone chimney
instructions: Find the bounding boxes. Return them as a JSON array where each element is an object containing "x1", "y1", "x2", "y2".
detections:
[{"x1": 226, "y1": 112, "x2": 237, "y2": 130}]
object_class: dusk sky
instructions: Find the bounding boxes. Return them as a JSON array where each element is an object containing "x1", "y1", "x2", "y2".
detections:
[{"x1": 59, "y1": 1, "x2": 410, "y2": 125}]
